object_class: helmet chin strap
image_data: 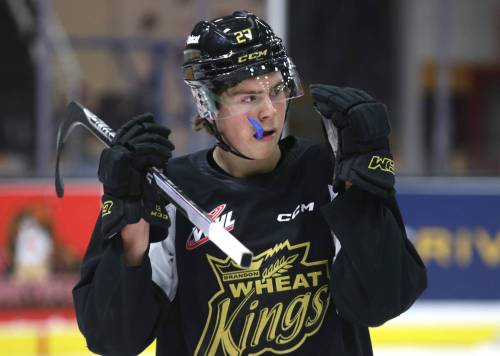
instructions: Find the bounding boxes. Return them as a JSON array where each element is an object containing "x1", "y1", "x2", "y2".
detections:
[{"x1": 211, "y1": 120, "x2": 255, "y2": 160}]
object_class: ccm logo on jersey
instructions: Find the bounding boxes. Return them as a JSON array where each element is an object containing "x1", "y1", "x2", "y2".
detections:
[
  {"x1": 277, "y1": 202, "x2": 315, "y2": 222},
  {"x1": 186, "y1": 204, "x2": 235, "y2": 250}
]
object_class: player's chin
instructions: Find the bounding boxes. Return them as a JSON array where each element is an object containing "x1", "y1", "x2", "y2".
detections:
[{"x1": 248, "y1": 143, "x2": 279, "y2": 160}]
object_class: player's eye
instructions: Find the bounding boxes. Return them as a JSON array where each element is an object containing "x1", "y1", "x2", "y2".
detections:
[
  {"x1": 270, "y1": 83, "x2": 286, "y2": 98},
  {"x1": 241, "y1": 95, "x2": 257, "y2": 103}
]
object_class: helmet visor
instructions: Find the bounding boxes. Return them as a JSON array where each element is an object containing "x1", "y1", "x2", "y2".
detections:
[{"x1": 188, "y1": 57, "x2": 303, "y2": 122}]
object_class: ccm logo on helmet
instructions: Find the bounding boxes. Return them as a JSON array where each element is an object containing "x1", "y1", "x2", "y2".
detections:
[
  {"x1": 237, "y1": 49, "x2": 268, "y2": 63},
  {"x1": 277, "y1": 202, "x2": 315, "y2": 222}
]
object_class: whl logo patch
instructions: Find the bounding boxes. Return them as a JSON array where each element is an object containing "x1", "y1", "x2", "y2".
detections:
[{"x1": 186, "y1": 204, "x2": 235, "y2": 250}]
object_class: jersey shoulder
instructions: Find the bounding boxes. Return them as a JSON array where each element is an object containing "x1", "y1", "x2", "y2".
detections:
[
  {"x1": 164, "y1": 137, "x2": 333, "y2": 194},
  {"x1": 165, "y1": 149, "x2": 209, "y2": 182},
  {"x1": 282, "y1": 136, "x2": 333, "y2": 171},
  {"x1": 164, "y1": 148, "x2": 224, "y2": 199}
]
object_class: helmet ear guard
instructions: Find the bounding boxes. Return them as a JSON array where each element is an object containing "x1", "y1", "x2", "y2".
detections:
[{"x1": 189, "y1": 86, "x2": 218, "y2": 121}]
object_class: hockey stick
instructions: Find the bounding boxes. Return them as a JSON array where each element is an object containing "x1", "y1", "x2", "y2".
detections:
[{"x1": 55, "y1": 101, "x2": 253, "y2": 268}]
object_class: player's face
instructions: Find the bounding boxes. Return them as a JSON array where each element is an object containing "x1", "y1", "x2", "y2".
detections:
[{"x1": 215, "y1": 71, "x2": 287, "y2": 160}]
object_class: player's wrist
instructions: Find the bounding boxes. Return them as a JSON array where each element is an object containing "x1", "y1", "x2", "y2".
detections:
[{"x1": 121, "y1": 219, "x2": 150, "y2": 267}]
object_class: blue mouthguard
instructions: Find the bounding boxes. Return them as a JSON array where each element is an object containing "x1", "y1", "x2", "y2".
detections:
[{"x1": 247, "y1": 116, "x2": 264, "y2": 140}]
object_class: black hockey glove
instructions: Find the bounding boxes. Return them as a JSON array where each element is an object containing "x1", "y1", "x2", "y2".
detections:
[
  {"x1": 310, "y1": 84, "x2": 395, "y2": 198},
  {"x1": 97, "y1": 114, "x2": 174, "y2": 241},
  {"x1": 98, "y1": 114, "x2": 174, "y2": 198},
  {"x1": 100, "y1": 180, "x2": 170, "y2": 242}
]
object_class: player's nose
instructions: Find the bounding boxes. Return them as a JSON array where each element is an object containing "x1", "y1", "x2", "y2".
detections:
[{"x1": 257, "y1": 94, "x2": 277, "y2": 121}]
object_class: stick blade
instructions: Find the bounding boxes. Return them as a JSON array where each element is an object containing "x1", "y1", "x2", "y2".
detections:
[{"x1": 54, "y1": 101, "x2": 86, "y2": 198}]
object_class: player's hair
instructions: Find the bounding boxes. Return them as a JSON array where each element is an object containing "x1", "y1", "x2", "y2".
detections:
[{"x1": 192, "y1": 115, "x2": 216, "y2": 135}]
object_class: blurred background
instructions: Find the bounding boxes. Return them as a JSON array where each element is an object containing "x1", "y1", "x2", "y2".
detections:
[{"x1": 0, "y1": 0, "x2": 499, "y2": 355}]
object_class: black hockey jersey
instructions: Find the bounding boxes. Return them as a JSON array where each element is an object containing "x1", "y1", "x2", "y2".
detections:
[{"x1": 73, "y1": 137, "x2": 427, "y2": 356}]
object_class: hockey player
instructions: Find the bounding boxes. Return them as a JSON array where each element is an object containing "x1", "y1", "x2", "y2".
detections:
[{"x1": 73, "y1": 10, "x2": 427, "y2": 356}]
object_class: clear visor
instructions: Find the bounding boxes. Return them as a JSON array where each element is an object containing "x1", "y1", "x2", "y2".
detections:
[{"x1": 190, "y1": 59, "x2": 303, "y2": 123}]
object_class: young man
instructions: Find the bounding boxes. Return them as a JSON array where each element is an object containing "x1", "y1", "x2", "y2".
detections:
[{"x1": 73, "y1": 11, "x2": 427, "y2": 356}]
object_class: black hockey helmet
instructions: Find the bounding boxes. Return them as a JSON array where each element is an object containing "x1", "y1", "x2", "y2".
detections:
[{"x1": 183, "y1": 10, "x2": 303, "y2": 121}]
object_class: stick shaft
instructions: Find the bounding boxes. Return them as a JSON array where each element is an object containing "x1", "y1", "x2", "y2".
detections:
[{"x1": 58, "y1": 101, "x2": 253, "y2": 268}]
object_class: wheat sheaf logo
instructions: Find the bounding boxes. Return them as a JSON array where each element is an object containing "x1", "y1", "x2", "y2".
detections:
[{"x1": 195, "y1": 240, "x2": 331, "y2": 356}]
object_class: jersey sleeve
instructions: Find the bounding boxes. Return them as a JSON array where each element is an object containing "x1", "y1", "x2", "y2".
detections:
[
  {"x1": 321, "y1": 186, "x2": 427, "y2": 327},
  {"x1": 72, "y1": 204, "x2": 178, "y2": 355}
]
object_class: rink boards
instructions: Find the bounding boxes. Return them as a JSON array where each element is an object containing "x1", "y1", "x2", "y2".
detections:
[
  {"x1": 0, "y1": 302, "x2": 498, "y2": 355},
  {"x1": 0, "y1": 179, "x2": 498, "y2": 354}
]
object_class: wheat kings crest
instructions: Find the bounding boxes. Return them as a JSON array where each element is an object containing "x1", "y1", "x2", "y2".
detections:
[{"x1": 195, "y1": 240, "x2": 331, "y2": 356}]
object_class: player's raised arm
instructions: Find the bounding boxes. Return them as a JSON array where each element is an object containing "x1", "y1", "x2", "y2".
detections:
[
  {"x1": 73, "y1": 114, "x2": 175, "y2": 355},
  {"x1": 312, "y1": 84, "x2": 427, "y2": 326}
]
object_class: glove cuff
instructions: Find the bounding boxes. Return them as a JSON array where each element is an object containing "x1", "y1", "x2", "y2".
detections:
[
  {"x1": 149, "y1": 225, "x2": 169, "y2": 243},
  {"x1": 100, "y1": 195, "x2": 142, "y2": 239},
  {"x1": 142, "y1": 182, "x2": 171, "y2": 236},
  {"x1": 335, "y1": 150, "x2": 395, "y2": 199}
]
